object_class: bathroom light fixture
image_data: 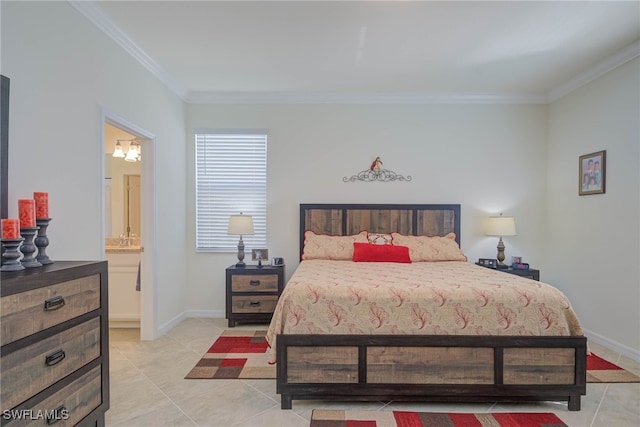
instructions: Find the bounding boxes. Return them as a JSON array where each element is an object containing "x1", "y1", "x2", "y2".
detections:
[
  {"x1": 123, "y1": 139, "x2": 141, "y2": 162},
  {"x1": 112, "y1": 141, "x2": 125, "y2": 158}
]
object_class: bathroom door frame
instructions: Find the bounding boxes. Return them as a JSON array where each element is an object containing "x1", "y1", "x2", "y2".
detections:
[{"x1": 101, "y1": 108, "x2": 157, "y2": 340}]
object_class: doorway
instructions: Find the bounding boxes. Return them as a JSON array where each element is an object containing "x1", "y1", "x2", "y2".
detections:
[{"x1": 102, "y1": 108, "x2": 157, "y2": 340}]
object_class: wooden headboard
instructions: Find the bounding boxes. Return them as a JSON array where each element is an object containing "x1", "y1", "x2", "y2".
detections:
[{"x1": 300, "y1": 204, "x2": 461, "y2": 259}]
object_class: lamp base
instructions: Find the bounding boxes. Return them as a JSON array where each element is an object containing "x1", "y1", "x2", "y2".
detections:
[
  {"x1": 496, "y1": 264, "x2": 509, "y2": 269},
  {"x1": 495, "y1": 237, "x2": 507, "y2": 269},
  {"x1": 235, "y1": 237, "x2": 246, "y2": 267}
]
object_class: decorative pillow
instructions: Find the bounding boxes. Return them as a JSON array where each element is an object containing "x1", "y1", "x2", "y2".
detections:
[
  {"x1": 302, "y1": 231, "x2": 368, "y2": 260},
  {"x1": 353, "y1": 242, "x2": 411, "y2": 263},
  {"x1": 390, "y1": 232, "x2": 467, "y2": 262},
  {"x1": 367, "y1": 232, "x2": 393, "y2": 245}
]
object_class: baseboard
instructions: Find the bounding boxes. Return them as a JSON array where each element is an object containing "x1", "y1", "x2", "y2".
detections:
[
  {"x1": 584, "y1": 328, "x2": 640, "y2": 362},
  {"x1": 184, "y1": 309, "x2": 224, "y2": 318},
  {"x1": 109, "y1": 320, "x2": 140, "y2": 328},
  {"x1": 156, "y1": 310, "x2": 225, "y2": 336},
  {"x1": 109, "y1": 314, "x2": 141, "y2": 329}
]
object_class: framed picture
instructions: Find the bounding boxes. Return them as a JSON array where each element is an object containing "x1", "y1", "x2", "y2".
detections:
[
  {"x1": 251, "y1": 248, "x2": 268, "y2": 262},
  {"x1": 579, "y1": 150, "x2": 606, "y2": 196}
]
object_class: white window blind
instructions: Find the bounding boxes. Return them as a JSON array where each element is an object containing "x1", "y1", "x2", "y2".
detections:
[{"x1": 195, "y1": 133, "x2": 267, "y2": 252}]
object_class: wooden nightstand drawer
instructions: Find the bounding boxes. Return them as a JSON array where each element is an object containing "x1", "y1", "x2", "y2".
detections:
[
  {"x1": 231, "y1": 274, "x2": 279, "y2": 292},
  {"x1": 226, "y1": 265, "x2": 285, "y2": 327},
  {"x1": 1, "y1": 317, "x2": 101, "y2": 410},
  {"x1": 231, "y1": 295, "x2": 278, "y2": 314},
  {"x1": 0, "y1": 274, "x2": 101, "y2": 346},
  {"x1": 15, "y1": 365, "x2": 103, "y2": 427}
]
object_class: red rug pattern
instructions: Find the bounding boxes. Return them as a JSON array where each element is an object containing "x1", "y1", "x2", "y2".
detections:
[
  {"x1": 184, "y1": 330, "x2": 273, "y2": 379},
  {"x1": 586, "y1": 353, "x2": 640, "y2": 383},
  {"x1": 310, "y1": 409, "x2": 568, "y2": 427},
  {"x1": 185, "y1": 331, "x2": 640, "y2": 383}
]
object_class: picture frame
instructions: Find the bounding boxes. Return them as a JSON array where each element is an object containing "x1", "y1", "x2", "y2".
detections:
[
  {"x1": 477, "y1": 258, "x2": 498, "y2": 269},
  {"x1": 251, "y1": 248, "x2": 269, "y2": 262},
  {"x1": 579, "y1": 150, "x2": 606, "y2": 196}
]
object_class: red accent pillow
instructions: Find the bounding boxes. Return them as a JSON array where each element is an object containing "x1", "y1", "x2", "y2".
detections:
[{"x1": 352, "y1": 243, "x2": 411, "y2": 263}]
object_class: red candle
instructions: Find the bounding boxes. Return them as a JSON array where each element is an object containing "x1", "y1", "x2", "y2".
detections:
[
  {"x1": 1, "y1": 219, "x2": 20, "y2": 239},
  {"x1": 18, "y1": 199, "x2": 36, "y2": 228},
  {"x1": 34, "y1": 192, "x2": 49, "y2": 218}
]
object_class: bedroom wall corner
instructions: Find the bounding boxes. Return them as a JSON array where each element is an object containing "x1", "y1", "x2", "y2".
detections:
[
  {"x1": 546, "y1": 57, "x2": 640, "y2": 359},
  {"x1": 1, "y1": 1, "x2": 189, "y2": 337}
]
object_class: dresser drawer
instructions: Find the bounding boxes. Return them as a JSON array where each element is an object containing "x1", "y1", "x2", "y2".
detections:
[
  {"x1": 231, "y1": 274, "x2": 279, "y2": 292},
  {"x1": 8, "y1": 365, "x2": 103, "y2": 427},
  {"x1": 231, "y1": 295, "x2": 278, "y2": 314},
  {"x1": 1, "y1": 317, "x2": 101, "y2": 410},
  {"x1": 1, "y1": 275, "x2": 101, "y2": 346}
]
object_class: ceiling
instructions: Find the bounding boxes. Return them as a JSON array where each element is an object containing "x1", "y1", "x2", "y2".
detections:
[{"x1": 77, "y1": 1, "x2": 639, "y2": 103}]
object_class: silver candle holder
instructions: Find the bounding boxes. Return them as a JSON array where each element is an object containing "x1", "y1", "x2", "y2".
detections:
[
  {"x1": 35, "y1": 218, "x2": 54, "y2": 265},
  {"x1": 19, "y1": 226, "x2": 42, "y2": 268},
  {"x1": 1, "y1": 238, "x2": 25, "y2": 271}
]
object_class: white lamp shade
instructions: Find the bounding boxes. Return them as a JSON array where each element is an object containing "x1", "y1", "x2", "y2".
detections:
[
  {"x1": 485, "y1": 215, "x2": 517, "y2": 237},
  {"x1": 227, "y1": 214, "x2": 254, "y2": 235},
  {"x1": 112, "y1": 142, "x2": 125, "y2": 158},
  {"x1": 124, "y1": 146, "x2": 138, "y2": 162}
]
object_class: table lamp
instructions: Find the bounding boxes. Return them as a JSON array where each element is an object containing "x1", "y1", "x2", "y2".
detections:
[
  {"x1": 227, "y1": 213, "x2": 254, "y2": 267},
  {"x1": 485, "y1": 213, "x2": 516, "y2": 269}
]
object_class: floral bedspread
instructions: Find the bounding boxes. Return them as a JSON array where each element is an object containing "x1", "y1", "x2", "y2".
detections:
[{"x1": 265, "y1": 260, "x2": 584, "y2": 363}]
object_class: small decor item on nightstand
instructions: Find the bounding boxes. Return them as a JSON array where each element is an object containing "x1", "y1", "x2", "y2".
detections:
[
  {"x1": 511, "y1": 256, "x2": 522, "y2": 265},
  {"x1": 271, "y1": 257, "x2": 284, "y2": 266},
  {"x1": 477, "y1": 258, "x2": 498, "y2": 269},
  {"x1": 512, "y1": 262, "x2": 530, "y2": 270},
  {"x1": 252, "y1": 248, "x2": 268, "y2": 267}
]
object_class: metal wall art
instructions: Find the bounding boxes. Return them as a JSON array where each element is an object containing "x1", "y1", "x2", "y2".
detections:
[{"x1": 343, "y1": 157, "x2": 412, "y2": 183}]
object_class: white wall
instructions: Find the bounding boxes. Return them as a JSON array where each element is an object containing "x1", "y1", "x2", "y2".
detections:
[
  {"x1": 4, "y1": 2, "x2": 636, "y2": 355},
  {"x1": 1, "y1": 1, "x2": 188, "y2": 333},
  {"x1": 547, "y1": 58, "x2": 640, "y2": 357},
  {"x1": 186, "y1": 103, "x2": 549, "y2": 316}
]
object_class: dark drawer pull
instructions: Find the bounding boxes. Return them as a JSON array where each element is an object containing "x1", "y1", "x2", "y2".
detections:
[
  {"x1": 44, "y1": 296, "x2": 66, "y2": 311},
  {"x1": 46, "y1": 406, "x2": 67, "y2": 425},
  {"x1": 249, "y1": 300, "x2": 261, "y2": 307},
  {"x1": 45, "y1": 349, "x2": 66, "y2": 367},
  {"x1": 249, "y1": 280, "x2": 261, "y2": 286}
]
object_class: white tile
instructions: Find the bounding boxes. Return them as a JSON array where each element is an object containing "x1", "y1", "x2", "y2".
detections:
[{"x1": 106, "y1": 319, "x2": 640, "y2": 427}]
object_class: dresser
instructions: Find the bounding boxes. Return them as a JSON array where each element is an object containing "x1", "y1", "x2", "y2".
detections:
[
  {"x1": 1, "y1": 261, "x2": 109, "y2": 426},
  {"x1": 226, "y1": 265, "x2": 285, "y2": 327}
]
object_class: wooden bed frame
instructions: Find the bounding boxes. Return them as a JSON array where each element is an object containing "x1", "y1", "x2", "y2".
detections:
[{"x1": 276, "y1": 204, "x2": 587, "y2": 410}]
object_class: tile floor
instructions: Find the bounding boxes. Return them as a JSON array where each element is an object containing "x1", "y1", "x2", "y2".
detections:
[{"x1": 107, "y1": 318, "x2": 640, "y2": 427}]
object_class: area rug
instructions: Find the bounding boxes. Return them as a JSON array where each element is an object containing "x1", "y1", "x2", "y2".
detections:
[
  {"x1": 587, "y1": 353, "x2": 640, "y2": 383},
  {"x1": 309, "y1": 409, "x2": 568, "y2": 427},
  {"x1": 184, "y1": 330, "x2": 273, "y2": 379},
  {"x1": 185, "y1": 330, "x2": 640, "y2": 383}
]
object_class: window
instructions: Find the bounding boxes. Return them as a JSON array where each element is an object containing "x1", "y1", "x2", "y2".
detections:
[{"x1": 195, "y1": 132, "x2": 267, "y2": 252}]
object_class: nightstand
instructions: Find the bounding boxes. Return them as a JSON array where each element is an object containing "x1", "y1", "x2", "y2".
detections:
[
  {"x1": 500, "y1": 267, "x2": 540, "y2": 281},
  {"x1": 475, "y1": 263, "x2": 540, "y2": 281},
  {"x1": 226, "y1": 265, "x2": 285, "y2": 327}
]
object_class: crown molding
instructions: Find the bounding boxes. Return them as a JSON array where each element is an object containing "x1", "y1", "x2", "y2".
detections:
[
  {"x1": 186, "y1": 91, "x2": 548, "y2": 105},
  {"x1": 68, "y1": 1, "x2": 187, "y2": 101},
  {"x1": 547, "y1": 40, "x2": 640, "y2": 103},
  {"x1": 70, "y1": 1, "x2": 638, "y2": 106}
]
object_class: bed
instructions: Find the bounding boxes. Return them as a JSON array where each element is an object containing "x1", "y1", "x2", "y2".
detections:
[{"x1": 268, "y1": 204, "x2": 586, "y2": 410}]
